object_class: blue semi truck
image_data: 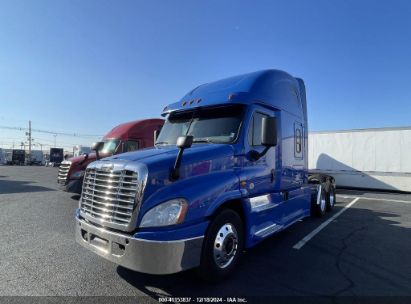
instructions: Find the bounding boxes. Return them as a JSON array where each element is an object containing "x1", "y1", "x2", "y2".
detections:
[{"x1": 75, "y1": 70, "x2": 336, "y2": 280}]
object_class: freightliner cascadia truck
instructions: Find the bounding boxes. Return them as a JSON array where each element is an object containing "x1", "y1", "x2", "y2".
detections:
[
  {"x1": 58, "y1": 119, "x2": 164, "y2": 194},
  {"x1": 75, "y1": 70, "x2": 336, "y2": 280}
]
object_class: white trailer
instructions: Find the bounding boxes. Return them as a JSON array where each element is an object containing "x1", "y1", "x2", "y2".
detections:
[
  {"x1": 30, "y1": 150, "x2": 44, "y2": 165},
  {"x1": 5, "y1": 150, "x2": 12, "y2": 165},
  {"x1": 309, "y1": 126, "x2": 411, "y2": 192}
]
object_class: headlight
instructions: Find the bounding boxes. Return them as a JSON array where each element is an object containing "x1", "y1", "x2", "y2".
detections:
[
  {"x1": 70, "y1": 170, "x2": 85, "y2": 178},
  {"x1": 140, "y1": 199, "x2": 188, "y2": 228}
]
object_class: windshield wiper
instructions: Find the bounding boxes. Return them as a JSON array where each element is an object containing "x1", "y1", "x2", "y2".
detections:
[{"x1": 155, "y1": 141, "x2": 170, "y2": 145}]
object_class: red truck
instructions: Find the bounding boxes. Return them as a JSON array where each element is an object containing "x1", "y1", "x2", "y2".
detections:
[{"x1": 57, "y1": 119, "x2": 164, "y2": 194}]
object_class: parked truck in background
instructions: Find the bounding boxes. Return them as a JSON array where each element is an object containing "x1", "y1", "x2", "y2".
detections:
[
  {"x1": 75, "y1": 70, "x2": 335, "y2": 280},
  {"x1": 49, "y1": 148, "x2": 64, "y2": 167},
  {"x1": 12, "y1": 149, "x2": 25, "y2": 165},
  {"x1": 58, "y1": 119, "x2": 164, "y2": 194},
  {"x1": 5, "y1": 151, "x2": 12, "y2": 165},
  {"x1": 0, "y1": 149, "x2": 5, "y2": 165},
  {"x1": 28, "y1": 150, "x2": 44, "y2": 165}
]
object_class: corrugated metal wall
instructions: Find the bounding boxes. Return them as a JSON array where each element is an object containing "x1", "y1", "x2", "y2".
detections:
[{"x1": 309, "y1": 127, "x2": 411, "y2": 192}]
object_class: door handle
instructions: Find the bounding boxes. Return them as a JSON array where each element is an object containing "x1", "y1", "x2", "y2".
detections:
[{"x1": 270, "y1": 169, "x2": 275, "y2": 183}]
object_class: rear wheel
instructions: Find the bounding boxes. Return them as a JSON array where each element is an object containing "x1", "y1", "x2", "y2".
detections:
[
  {"x1": 312, "y1": 186, "x2": 327, "y2": 217},
  {"x1": 326, "y1": 185, "x2": 336, "y2": 211},
  {"x1": 196, "y1": 209, "x2": 244, "y2": 282}
]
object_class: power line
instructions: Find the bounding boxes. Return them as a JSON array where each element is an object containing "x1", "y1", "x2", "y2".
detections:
[
  {"x1": 0, "y1": 125, "x2": 102, "y2": 138},
  {"x1": 0, "y1": 137, "x2": 93, "y2": 147}
]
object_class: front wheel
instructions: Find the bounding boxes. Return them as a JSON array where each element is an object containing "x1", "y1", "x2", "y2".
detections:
[{"x1": 196, "y1": 209, "x2": 244, "y2": 281}]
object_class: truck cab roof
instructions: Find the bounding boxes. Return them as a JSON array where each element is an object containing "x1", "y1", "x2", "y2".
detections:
[
  {"x1": 103, "y1": 119, "x2": 164, "y2": 141},
  {"x1": 162, "y1": 69, "x2": 306, "y2": 120}
]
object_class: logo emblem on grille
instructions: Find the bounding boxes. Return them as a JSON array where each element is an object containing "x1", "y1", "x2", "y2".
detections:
[{"x1": 100, "y1": 164, "x2": 114, "y2": 171}]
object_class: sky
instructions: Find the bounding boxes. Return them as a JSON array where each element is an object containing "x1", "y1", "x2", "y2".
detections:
[{"x1": 0, "y1": 0, "x2": 410, "y2": 150}]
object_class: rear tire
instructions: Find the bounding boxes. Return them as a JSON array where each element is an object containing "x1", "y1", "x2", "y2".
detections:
[
  {"x1": 196, "y1": 209, "x2": 244, "y2": 282},
  {"x1": 312, "y1": 186, "x2": 327, "y2": 217},
  {"x1": 326, "y1": 185, "x2": 336, "y2": 211}
]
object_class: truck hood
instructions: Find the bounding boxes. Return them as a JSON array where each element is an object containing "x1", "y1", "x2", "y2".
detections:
[
  {"x1": 69, "y1": 153, "x2": 96, "y2": 165},
  {"x1": 83, "y1": 144, "x2": 238, "y2": 231},
  {"x1": 106, "y1": 144, "x2": 234, "y2": 166},
  {"x1": 69, "y1": 151, "x2": 113, "y2": 166}
]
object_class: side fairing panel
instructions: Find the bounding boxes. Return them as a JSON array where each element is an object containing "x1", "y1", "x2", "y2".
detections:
[{"x1": 280, "y1": 110, "x2": 307, "y2": 190}]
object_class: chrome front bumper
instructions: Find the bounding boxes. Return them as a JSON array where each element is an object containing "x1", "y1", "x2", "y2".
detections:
[{"x1": 75, "y1": 217, "x2": 204, "y2": 275}]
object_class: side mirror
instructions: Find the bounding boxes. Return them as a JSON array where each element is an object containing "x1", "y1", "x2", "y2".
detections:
[
  {"x1": 261, "y1": 117, "x2": 277, "y2": 147},
  {"x1": 91, "y1": 141, "x2": 104, "y2": 160},
  {"x1": 176, "y1": 135, "x2": 193, "y2": 149},
  {"x1": 250, "y1": 117, "x2": 277, "y2": 161},
  {"x1": 91, "y1": 141, "x2": 104, "y2": 151}
]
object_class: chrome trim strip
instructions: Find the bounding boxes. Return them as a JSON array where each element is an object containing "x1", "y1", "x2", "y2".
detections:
[{"x1": 255, "y1": 222, "x2": 280, "y2": 237}]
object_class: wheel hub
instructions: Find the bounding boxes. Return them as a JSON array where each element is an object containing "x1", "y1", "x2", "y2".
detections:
[{"x1": 213, "y1": 223, "x2": 238, "y2": 269}]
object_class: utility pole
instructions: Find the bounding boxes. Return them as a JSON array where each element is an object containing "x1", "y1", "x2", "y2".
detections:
[
  {"x1": 28, "y1": 120, "x2": 32, "y2": 163},
  {"x1": 53, "y1": 134, "x2": 57, "y2": 148}
]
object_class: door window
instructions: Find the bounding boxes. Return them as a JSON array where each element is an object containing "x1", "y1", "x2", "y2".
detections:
[
  {"x1": 125, "y1": 140, "x2": 140, "y2": 152},
  {"x1": 248, "y1": 112, "x2": 269, "y2": 147}
]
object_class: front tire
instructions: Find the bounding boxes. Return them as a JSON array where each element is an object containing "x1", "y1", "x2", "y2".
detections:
[{"x1": 197, "y1": 209, "x2": 244, "y2": 281}]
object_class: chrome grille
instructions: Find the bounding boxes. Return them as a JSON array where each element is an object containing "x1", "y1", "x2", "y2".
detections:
[
  {"x1": 79, "y1": 168, "x2": 141, "y2": 226},
  {"x1": 57, "y1": 161, "x2": 71, "y2": 183}
]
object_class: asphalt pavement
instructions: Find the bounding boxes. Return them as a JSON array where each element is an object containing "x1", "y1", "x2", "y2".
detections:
[{"x1": 0, "y1": 166, "x2": 410, "y2": 302}]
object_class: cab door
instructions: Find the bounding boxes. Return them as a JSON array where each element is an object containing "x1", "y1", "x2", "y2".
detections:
[{"x1": 242, "y1": 105, "x2": 283, "y2": 242}]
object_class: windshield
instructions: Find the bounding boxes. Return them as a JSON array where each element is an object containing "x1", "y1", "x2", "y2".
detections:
[
  {"x1": 100, "y1": 139, "x2": 120, "y2": 154},
  {"x1": 156, "y1": 105, "x2": 244, "y2": 145}
]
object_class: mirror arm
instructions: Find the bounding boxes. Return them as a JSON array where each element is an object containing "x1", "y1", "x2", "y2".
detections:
[
  {"x1": 170, "y1": 148, "x2": 185, "y2": 181},
  {"x1": 259, "y1": 146, "x2": 271, "y2": 158},
  {"x1": 251, "y1": 146, "x2": 271, "y2": 161}
]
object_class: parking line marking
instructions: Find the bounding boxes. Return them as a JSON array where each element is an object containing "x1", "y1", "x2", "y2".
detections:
[
  {"x1": 337, "y1": 195, "x2": 411, "y2": 204},
  {"x1": 292, "y1": 197, "x2": 360, "y2": 250}
]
